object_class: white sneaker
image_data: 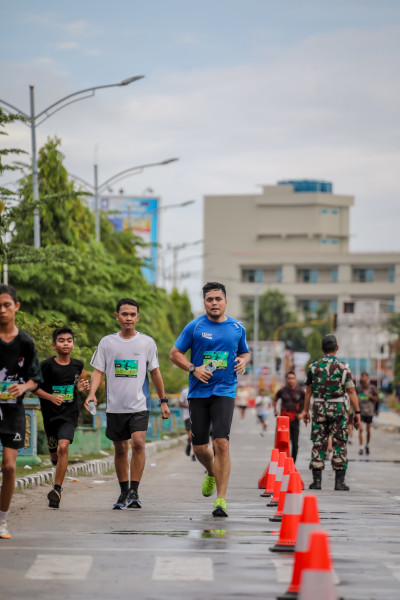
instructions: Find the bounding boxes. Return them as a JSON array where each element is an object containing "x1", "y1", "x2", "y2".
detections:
[{"x1": 0, "y1": 521, "x2": 10, "y2": 539}]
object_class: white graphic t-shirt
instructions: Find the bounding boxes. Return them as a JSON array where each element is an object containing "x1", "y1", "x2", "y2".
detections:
[{"x1": 90, "y1": 332, "x2": 159, "y2": 413}]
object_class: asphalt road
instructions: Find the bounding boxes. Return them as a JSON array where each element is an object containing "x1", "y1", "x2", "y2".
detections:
[{"x1": 1, "y1": 409, "x2": 400, "y2": 600}]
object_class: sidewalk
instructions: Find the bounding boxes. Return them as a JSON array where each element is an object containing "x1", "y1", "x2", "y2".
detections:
[{"x1": 372, "y1": 409, "x2": 400, "y2": 432}]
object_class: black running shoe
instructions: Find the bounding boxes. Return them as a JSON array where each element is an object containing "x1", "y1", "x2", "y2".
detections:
[
  {"x1": 365, "y1": 445, "x2": 370, "y2": 455},
  {"x1": 125, "y1": 488, "x2": 142, "y2": 509},
  {"x1": 47, "y1": 486, "x2": 62, "y2": 509},
  {"x1": 185, "y1": 443, "x2": 191, "y2": 457},
  {"x1": 113, "y1": 491, "x2": 128, "y2": 510}
]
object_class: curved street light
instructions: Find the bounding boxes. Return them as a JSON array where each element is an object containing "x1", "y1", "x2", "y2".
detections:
[
  {"x1": 69, "y1": 157, "x2": 180, "y2": 241},
  {"x1": 0, "y1": 75, "x2": 144, "y2": 248}
]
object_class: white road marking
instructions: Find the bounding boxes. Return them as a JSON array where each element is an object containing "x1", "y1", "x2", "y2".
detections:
[
  {"x1": 272, "y1": 558, "x2": 340, "y2": 584},
  {"x1": 152, "y1": 556, "x2": 213, "y2": 581},
  {"x1": 387, "y1": 563, "x2": 400, "y2": 582},
  {"x1": 25, "y1": 554, "x2": 93, "y2": 580}
]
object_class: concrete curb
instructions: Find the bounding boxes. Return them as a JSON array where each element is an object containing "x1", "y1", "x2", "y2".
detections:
[{"x1": 15, "y1": 434, "x2": 186, "y2": 492}]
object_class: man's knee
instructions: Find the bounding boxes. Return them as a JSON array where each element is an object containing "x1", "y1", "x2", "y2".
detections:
[
  {"x1": 57, "y1": 440, "x2": 70, "y2": 456},
  {"x1": 1, "y1": 459, "x2": 16, "y2": 478},
  {"x1": 131, "y1": 437, "x2": 145, "y2": 454},
  {"x1": 114, "y1": 440, "x2": 129, "y2": 457},
  {"x1": 193, "y1": 443, "x2": 211, "y2": 458},
  {"x1": 213, "y1": 437, "x2": 230, "y2": 454}
]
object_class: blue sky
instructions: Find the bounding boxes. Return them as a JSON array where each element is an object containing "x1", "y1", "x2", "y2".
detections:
[{"x1": 1, "y1": 1, "x2": 400, "y2": 310}]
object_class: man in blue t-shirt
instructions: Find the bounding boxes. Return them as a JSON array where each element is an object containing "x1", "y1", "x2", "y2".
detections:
[{"x1": 170, "y1": 282, "x2": 250, "y2": 517}]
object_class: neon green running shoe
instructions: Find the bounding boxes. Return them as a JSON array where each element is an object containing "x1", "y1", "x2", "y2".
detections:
[
  {"x1": 212, "y1": 497, "x2": 228, "y2": 517},
  {"x1": 202, "y1": 473, "x2": 216, "y2": 497}
]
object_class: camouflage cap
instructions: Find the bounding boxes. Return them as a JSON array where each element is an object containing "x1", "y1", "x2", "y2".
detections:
[{"x1": 322, "y1": 334, "x2": 337, "y2": 346}]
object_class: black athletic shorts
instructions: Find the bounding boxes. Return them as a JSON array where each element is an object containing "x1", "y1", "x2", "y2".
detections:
[
  {"x1": 361, "y1": 414, "x2": 373, "y2": 425},
  {"x1": 44, "y1": 420, "x2": 76, "y2": 452},
  {"x1": 0, "y1": 404, "x2": 26, "y2": 450},
  {"x1": 106, "y1": 411, "x2": 149, "y2": 441},
  {"x1": 189, "y1": 396, "x2": 235, "y2": 446}
]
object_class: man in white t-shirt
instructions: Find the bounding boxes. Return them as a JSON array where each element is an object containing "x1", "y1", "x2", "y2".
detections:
[
  {"x1": 86, "y1": 298, "x2": 170, "y2": 510},
  {"x1": 255, "y1": 388, "x2": 272, "y2": 435}
]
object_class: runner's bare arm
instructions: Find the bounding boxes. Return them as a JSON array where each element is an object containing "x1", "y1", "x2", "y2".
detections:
[
  {"x1": 85, "y1": 368, "x2": 103, "y2": 408},
  {"x1": 299, "y1": 386, "x2": 313, "y2": 425},
  {"x1": 170, "y1": 346, "x2": 212, "y2": 383},
  {"x1": 35, "y1": 387, "x2": 64, "y2": 406},
  {"x1": 149, "y1": 367, "x2": 170, "y2": 419},
  {"x1": 8, "y1": 379, "x2": 40, "y2": 398}
]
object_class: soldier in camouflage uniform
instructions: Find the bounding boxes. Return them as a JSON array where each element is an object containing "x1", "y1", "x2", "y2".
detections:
[{"x1": 300, "y1": 334, "x2": 361, "y2": 491}]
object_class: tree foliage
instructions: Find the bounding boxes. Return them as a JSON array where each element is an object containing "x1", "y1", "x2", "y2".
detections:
[
  {"x1": 306, "y1": 328, "x2": 323, "y2": 370},
  {"x1": 0, "y1": 108, "x2": 27, "y2": 202},
  {"x1": 243, "y1": 289, "x2": 307, "y2": 351},
  {"x1": 2, "y1": 136, "x2": 194, "y2": 393}
]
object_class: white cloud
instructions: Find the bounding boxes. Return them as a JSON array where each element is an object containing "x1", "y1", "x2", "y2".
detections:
[{"x1": 55, "y1": 42, "x2": 79, "y2": 51}]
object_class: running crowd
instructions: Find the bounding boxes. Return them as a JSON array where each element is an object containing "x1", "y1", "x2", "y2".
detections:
[{"x1": 0, "y1": 281, "x2": 378, "y2": 540}]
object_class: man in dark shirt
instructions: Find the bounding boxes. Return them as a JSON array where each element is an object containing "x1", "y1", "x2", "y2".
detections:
[
  {"x1": 273, "y1": 371, "x2": 305, "y2": 463},
  {"x1": 0, "y1": 285, "x2": 42, "y2": 539}
]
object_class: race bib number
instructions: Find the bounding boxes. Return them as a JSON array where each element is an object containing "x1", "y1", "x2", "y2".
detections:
[
  {"x1": 203, "y1": 351, "x2": 229, "y2": 370},
  {"x1": 0, "y1": 382, "x2": 17, "y2": 404},
  {"x1": 359, "y1": 392, "x2": 369, "y2": 403},
  {"x1": 114, "y1": 359, "x2": 138, "y2": 378},
  {"x1": 52, "y1": 384, "x2": 74, "y2": 403}
]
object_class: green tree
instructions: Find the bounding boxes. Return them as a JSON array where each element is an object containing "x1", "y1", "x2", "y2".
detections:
[
  {"x1": 14, "y1": 137, "x2": 95, "y2": 248},
  {"x1": 0, "y1": 108, "x2": 27, "y2": 202},
  {"x1": 306, "y1": 328, "x2": 323, "y2": 369},
  {"x1": 244, "y1": 289, "x2": 307, "y2": 351},
  {"x1": 386, "y1": 313, "x2": 400, "y2": 386}
]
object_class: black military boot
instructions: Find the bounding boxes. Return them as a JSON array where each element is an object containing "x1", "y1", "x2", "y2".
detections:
[
  {"x1": 334, "y1": 470, "x2": 349, "y2": 491},
  {"x1": 309, "y1": 469, "x2": 322, "y2": 490}
]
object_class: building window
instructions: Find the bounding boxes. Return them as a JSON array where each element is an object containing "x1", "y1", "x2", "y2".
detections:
[
  {"x1": 387, "y1": 300, "x2": 395, "y2": 312},
  {"x1": 344, "y1": 302, "x2": 354, "y2": 313},
  {"x1": 388, "y1": 268, "x2": 395, "y2": 282},
  {"x1": 354, "y1": 268, "x2": 374, "y2": 283},
  {"x1": 243, "y1": 269, "x2": 263, "y2": 283},
  {"x1": 331, "y1": 268, "x2": 338, "y2": 282},
  {"x1": 300, "y1": 269, "x2": 318, "y2": 283},
  {"x1": 276, "y1": 268, "x2": 282, "y2": 283},
  {"x1": 331, "y1": 239, "x2": 339, "y2": 245},
  {"x1": 320, "y1": 238, "x2": 328, "y2": 245},
  {"x1": 331, "y1": 209, "x2": 339, "y2": 215},
  {"x1": 320, "y1": 208, "x2": 328, "y2": 215},
  {"x1": 330, "y1": 299, "x2": 338, "y2": 312}
]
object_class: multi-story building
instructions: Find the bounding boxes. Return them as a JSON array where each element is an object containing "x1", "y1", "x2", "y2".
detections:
[{"x1": 203, "y1": 180, "x2": 400, "y2": 320}]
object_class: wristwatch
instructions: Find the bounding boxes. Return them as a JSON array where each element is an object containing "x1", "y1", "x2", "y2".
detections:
[
  {"x1": 160, "y1": 397, "x2": 168, "y2": 404},
  {"x1": 355, "y1": 410, "x2": 361, "y2": 414},
  {"x1": 188, "y1": 364, "x2": 196, "y2": 373}
]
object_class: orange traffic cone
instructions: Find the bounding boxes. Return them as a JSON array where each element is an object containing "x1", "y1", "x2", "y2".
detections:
[
  {"x1": 277, "y1": 494, "x2": 321, "y2": 599},
  {"x1": 270, "y1": 457, "x2": 294, "y2": 522},
  {"x1": 268, "y1": 451, "x2": 286, "y2": 507},
  {"x1": 260, "y1": 448, "x2": 279, "y2": 497},
  {"x1": 298, "y1": 530, "x2": 337, "y2": 600},
  {"x1": 270, "y1": 470, "x2": 303, "y2": 553},
  {"x1": 275, "y1": 416, "x2": 291, "y2": 457}
]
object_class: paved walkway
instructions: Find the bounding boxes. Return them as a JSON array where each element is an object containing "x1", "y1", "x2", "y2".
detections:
[{"x1": 1, "y1": 408, "x2": 399, "y2": 600}]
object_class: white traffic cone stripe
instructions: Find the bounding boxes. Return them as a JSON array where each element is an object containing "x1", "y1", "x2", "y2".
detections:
[
  {"x1": 283, "y1": 493, "x2": 303, "y2": 515},
  {"x1": 280, "y1": 474, "x2": 289, "y2": 493},
  {"x1": 269, "y1": 462, "x2": 277, "y2": 475},
  {"x1": 276, "y1": 466, "x2": 284, "y2": 482},
  {"x1": 299, "y1": 570, "x2": 337, "y2": 600},
  {"x1": 295, "y1": 522, "x2": 321, "y2": 552}
]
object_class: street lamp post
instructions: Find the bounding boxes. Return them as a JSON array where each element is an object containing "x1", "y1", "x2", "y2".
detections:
[
  {"x1": 70, "y1": 158, "x2": 180, "y2": 241},
  {"x1": 0, "y1": 75, "x2": 144, "y2": 248}
]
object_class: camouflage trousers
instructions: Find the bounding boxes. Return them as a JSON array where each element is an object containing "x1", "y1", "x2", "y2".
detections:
[{"x1": 310, "y1": 401, "x2": 348, "y2": 471}]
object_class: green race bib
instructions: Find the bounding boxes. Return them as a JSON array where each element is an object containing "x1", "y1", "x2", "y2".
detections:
[
  {"x1": 114, "y1": 359, "x2": 138, "y2": 378},
  {"x1": 53, "y1": 384, "x2": 74, "y2": 403},
  {"x1": 203, "y1": 351, "x2": 229, "y2": 370}
]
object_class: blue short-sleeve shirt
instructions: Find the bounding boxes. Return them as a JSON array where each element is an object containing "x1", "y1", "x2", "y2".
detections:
[{"x1": 174, "y1": 315, "x2": 249, "y2": 398}]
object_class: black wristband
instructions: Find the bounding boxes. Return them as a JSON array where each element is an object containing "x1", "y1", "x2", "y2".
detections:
[
  {"x1": 160, "y1": 397, "x2": 168, "y2": 404},
  {"x1": 355, "y1": 411, "x2": 361, "y2": 414}
]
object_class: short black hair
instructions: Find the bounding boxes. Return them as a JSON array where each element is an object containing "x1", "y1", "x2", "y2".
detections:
[
  {"x1": 202, "y1": 282, "x2": 226, "y2": 298},
  {"x1": 361, "y1": 371, "x2": 369, "y2": 377},
  {"x1": 52, "y1": 327, "x2": 74, "y2": 344},
  {"x1": 286, "y1": 371, "x2": 296, "y2": 378},
  {"x1": 116, "y1": 298, "x2": 139, "y2": 313},
  {"x1": 322, "y1": 334, "x2": 337, "y2": 353},
  {"x1": 0, "y1": 284, "x2": 18, "y2": 304}
]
